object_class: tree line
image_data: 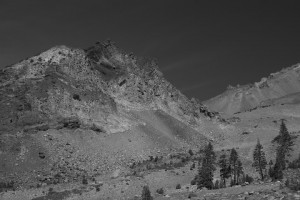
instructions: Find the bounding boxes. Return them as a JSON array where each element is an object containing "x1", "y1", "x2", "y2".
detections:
[
  {"x1": 195, "y1": 120, "x2": 296, "y2": 189},
  {"x1": 141, "y1": 120, "x2": 297, "y2": 199}
]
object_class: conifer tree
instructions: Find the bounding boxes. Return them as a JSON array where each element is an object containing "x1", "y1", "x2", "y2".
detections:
[
  {"x1": 271, "y1": 121, "x2": 295, "y2": 180},
  {"x1": 252, "y1": 139, "x2": 267, "y2": 180},
  {"x1": 196, "y1": 142, "x2": 216, "y2": 189},
  {"x1": 272, "y1": 146, "x2": 285, "y2": 180},
  {"x1": 236, "y1": 159, "x2": 244, "y2": 184},
  {"x1": 229, "y1": 148, "x2": 238, "y2": 185},
  {"x1": 272, "y1": 120, "x2": 295, "y2": 159},
  {"x1": 272, "y1": 157, "x2": 283, "y2": 180},
  {"x1": 214, "y1": 180, "x2": 220, "y2": 189},
  {"x1": 219, "y1": 154, "x2": 231, "y2": 187}
]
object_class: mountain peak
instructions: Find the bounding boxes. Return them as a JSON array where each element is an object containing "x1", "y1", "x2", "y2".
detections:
[{"x1": 1, "y1": 40, "x2": 219, "y2": 136}]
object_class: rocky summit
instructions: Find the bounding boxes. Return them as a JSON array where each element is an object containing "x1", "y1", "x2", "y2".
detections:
[
  {"x1": 0, "y1": 40, "x2": 219, "y2": 135},
  {"x1": 0, "y1": 40, "x2": 222, "y2": 192}
]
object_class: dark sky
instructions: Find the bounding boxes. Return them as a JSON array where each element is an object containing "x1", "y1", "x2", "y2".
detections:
[{"x1": 1, "y1": 0, "x2": 300, "y2": 101}]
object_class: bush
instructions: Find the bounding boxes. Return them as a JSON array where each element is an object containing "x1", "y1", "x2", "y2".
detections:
[
  {"x1": 156, "y1": 188, "x2": 164, "y2": 195},
  {"x1": 245, "y1": 174, "x2": 254, "y2": 184},
  {"x1": 214, "y1": 180, "x2": 220, "y2": 189},
  {"x1": 141, "y1": 186, "x2": 153, "y2": 200},
  {"x1": 190, "y1": 162, "x2": 196, "y2": 170},
  {"x1": 230, "y1": 179, "x2": 235, "y2": 187},
  {"x1": 188, "y1": 149, "x2": 194, "y2": 156},
  {"x1": 0, "y1": 181, "x2": 15, "y2": 192},
  {"x1": 286, "y1": 178, "x2": 300, "y2": 191},
  {"x1": 219, "y1": 181, "x2": 225, "y2": 188},
  {"x1": 176, "y1": 184, "x2": 181, "y2": 189},
  {"x1": 191, "y1": 179, "x2": 197, "y2": 185},
  {"x1": 96, "y1": 185, "x2": 100, "y2": 192},
  {"x1": 288, "y1": 154, "x2": 300, "y2": 169},
  {"x1": 82, "y1": 176, "x2": 88, "y2": 185},
  {"x1": 188, "y1": 193, "x2": 197, "y2": 198}
]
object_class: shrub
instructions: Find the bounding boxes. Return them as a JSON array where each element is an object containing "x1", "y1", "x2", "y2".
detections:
[
  {"x1": 156, "y1": 188, "x2": 164, "y2": 195},
  {"x1": 176, "y1": 184, "x2": 181, "y2": 189},
  {"x1": 230, "y1": 179, "x2": 235, "y2": 187},
  {"x1": 96, "y1": 185, "x2": 100, "y2": 192},
  {"x1": 188, "y1": 193, "x2": 197, "y2": 198},
  {"x1": 286, "y1": 178, "x2": 300, "y2": 191},
  {"x1": 73, "y1": 94, "x2": 81, "y2": 101},
  {"x1": 245, "y1": 174, "x2": 254, "y2": 184},
  {"x1": 141, "y1": 186, "x2": 153, "y2": 200},
  {"x1": 191, "y1": 179, "x2": 197, "y2": 185},
  {"x1": 214, "y1": 180, "x2": 220, "y2": 189},
  {"x1": 188, "y1": 149, "x2": 194, "y2": 156},
  {"x1": 82, "y1": 176, "x2": 88, "y2": 185},
  {"x1": 219, "y1": 181, "x2": 225, "y2": 188},
  {"x1": 0, "y1": 181, "x2": 15, "y2": 192},
  {"x1": 48, "y1": 187, "x2": 54, "y2": 193},
  {"x1": 190, "y1": 162, "x2": 196, "y2": 170},
  {"x1": 288, "y1": 154, "x2": 300, "y2": 169}
]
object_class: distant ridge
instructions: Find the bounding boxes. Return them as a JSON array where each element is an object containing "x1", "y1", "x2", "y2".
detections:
[{"x1": 203, "y1": 64, "x2": 300, "y2": 114}]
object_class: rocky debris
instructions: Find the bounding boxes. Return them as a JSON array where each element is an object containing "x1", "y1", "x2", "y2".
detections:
[
  {"x1": 192, "y1": 188, "x2": 297, "y2": 200},
  {"x1": 190, "y1": 98, "x2": 219, "y2": 119}
]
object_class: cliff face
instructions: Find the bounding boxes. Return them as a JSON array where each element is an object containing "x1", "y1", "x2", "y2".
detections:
[
  {"x1": 203, "y1": 64, "x2": 300, "y2": 115},
  {"x1": 0, "y1": 40, "x2": 217, "y2": 135}
]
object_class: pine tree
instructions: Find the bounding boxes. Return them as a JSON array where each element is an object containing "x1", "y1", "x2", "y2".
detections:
[
  {"x1": 272, "y1": 120, "x2": 295, "y2": 159},
  {"x1": 214, "y1": 180, "x2": 220, "y2": 189},
  {"x1": 272, "y1": 157, "x2": 283, "y2": 180},
  {"x1": 252, "y1": 139, "x2": 267, "y2": 180},
  {"x1": 196, "y1": 142, "x2": 216, "y2": 189},
  {"x1": 229, "y1": 148, "x2": 238, "y2": 185},
  {"x1": 268, "y1": 160, "x2": 274, "y2": 178},
  {"x1": 141, "y1": 185, "x2": 153, "y2": 200},
  {"x1": 271, "y1": 121, "x2": 295, "y2": 180},
  {"x1": 272, "y1": 146, "x2": 285, "y2": 180},
  {"x1": 219, "y1": 154, "x2": 231, "y2": 187},
  {"x1": 236, "y1": 159, "x2": 244, "y2": 184}
]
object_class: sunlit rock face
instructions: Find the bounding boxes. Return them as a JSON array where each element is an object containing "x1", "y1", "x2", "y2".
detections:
[
  {"x1": 204, "y1": 64, "x2": 300, "y2": 115},
  {"x1": 0, "y1": 41, "x2": 225, "y2": 189},
  {"x1": 0, "y1": 40, "x2": 217, "y2": 136}
]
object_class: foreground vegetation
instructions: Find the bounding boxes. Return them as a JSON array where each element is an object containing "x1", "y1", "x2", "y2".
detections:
[{"x1": 140, "y1": 120, "x2": 300, "y2": 199}]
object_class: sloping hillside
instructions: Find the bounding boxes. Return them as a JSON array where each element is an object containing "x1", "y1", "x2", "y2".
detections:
[
  {"x1": 0, "y1": 41, "x2": 225, "y2": 191},
  {"x1": 203, "y1": 64, "x2": 300, "y2": 115}
]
